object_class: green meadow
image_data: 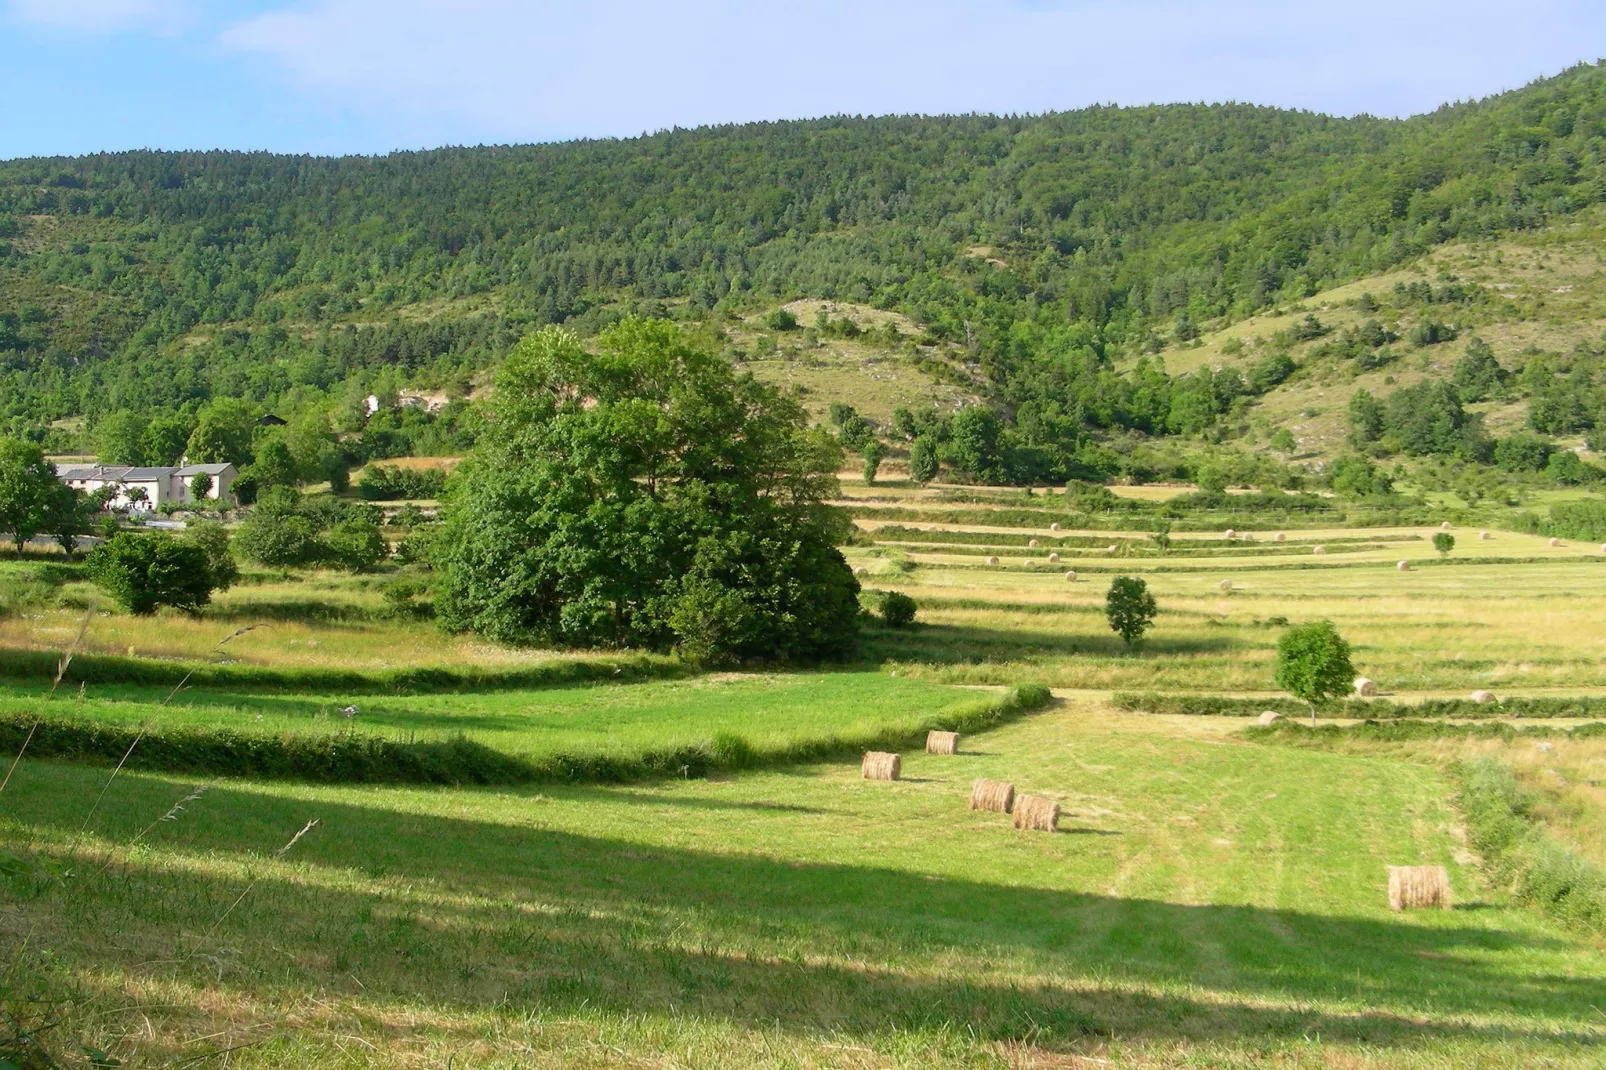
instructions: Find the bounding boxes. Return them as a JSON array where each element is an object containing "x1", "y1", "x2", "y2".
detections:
[{"x1": 5, "y1": 486, "x2": 1606, "y2": 1066}]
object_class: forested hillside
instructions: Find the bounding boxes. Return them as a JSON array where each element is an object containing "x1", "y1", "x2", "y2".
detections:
[{"x1": 3, "y1": 61, "x2": 1605, "y2": 482}]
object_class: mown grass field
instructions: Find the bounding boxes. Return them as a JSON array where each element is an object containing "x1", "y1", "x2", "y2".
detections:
[
  {"x1": 5, "y1": 483, "x2": 1606, "y2": 1066},
  {"x1": 3, "y1": 701, "x2": 1604, "y2": 1067}
]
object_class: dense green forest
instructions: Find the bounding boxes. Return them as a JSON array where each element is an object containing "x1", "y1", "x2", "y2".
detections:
[{"x1": 2, "y1": 62, "x2": 1605, "y2": 480}]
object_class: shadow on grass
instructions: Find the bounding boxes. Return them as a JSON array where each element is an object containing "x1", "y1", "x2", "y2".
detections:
[{"x1": 3, "y1": 765, "x2": 1602, "y2": 1057}]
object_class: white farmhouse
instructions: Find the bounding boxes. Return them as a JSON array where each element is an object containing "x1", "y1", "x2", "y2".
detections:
[{"x1": 55, "y1": 462, "x2": 238, "y2": 511}]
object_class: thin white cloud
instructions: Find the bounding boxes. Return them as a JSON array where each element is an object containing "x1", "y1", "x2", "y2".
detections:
[
  {"x1": 218, "y1": 0, "x2": 1605, "y2": 145},
  {"x1": 9, "y1": 0, "x2": 188, "y2": 33}
]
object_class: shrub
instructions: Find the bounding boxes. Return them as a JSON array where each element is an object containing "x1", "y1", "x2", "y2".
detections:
[
  {"x1": 878, "y1": 591, "x2": 917, "y2": 627},
  {"x1": 1105, "y1": 576, "x2": 1157, "y2": 649},
  {"x1": 323, "y1": 517, "x2": 388, "y2": 571},
  {"x1": 908, "y1": 437, "x2": 939, "y2": 484},
  {"x1": 181, "y1": 518, "x2": 239, "y2": 590},
  {"x1": 764, "y1": 308, "x2": 798, "y2": 331},
  {"x1": 86, "y1": 532, "x2": 214, "y2": 614},
  {"x1": 358, "y1": 464, "x2": 448, "y2": 501},
  {"x1": 1432, "y1": 532, "x2": 1455, "y2": 557},
  {"x1": 234, "y1": 513, "x2": 323, "y2": 566},
  {"x1": 1274, "y1": 620, "x2": 1355, "y2": 712}
]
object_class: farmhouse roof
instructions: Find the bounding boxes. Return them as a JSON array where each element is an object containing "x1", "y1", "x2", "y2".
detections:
[{"x1": 175, "y1": 462, "x2": 234, "y2": 476}]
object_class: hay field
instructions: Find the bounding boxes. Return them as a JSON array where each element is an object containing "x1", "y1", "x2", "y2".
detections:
[{"x1": 3, "y1": 697, "x2": 1603, "y2": 1067}]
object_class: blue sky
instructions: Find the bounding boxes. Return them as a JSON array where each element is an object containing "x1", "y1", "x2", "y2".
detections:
[{"x1": 4, "y1": 0, "x2": 1605, "y2": 160}]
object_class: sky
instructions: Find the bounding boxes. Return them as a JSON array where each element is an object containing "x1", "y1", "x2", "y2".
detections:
[{"x1": 3, "y1": 0, "x2": 1605, "y2": 160}]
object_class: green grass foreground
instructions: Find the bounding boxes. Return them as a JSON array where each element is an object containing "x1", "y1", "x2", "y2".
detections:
[
  {"x1": 2, "y1": 701, "x2": 1603, "y2": 1067},
  {"x1": 0, "y1": 675, "x2": 1050, "y2": 784}
]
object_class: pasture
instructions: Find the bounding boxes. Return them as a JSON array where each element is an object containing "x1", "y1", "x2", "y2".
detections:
[{"x1": 3, "y1": 481, "x2": 1606, "y2": 1066}]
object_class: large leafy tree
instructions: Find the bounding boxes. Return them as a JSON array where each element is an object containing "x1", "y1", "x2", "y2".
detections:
[
  {"x1": 0, "y1": 437, "x2": 61, "y2": 555},
  {"x1": 436, "y1": 320, "x2": 860, "y2": 661}
]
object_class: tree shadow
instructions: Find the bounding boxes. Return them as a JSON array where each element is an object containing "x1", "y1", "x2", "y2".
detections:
[{"x1": 5, "y1": 764, "x2": 1600, "y2": 1057}]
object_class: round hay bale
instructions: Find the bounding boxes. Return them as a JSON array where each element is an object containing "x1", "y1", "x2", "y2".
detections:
[
  {"x1": 1274, "y1": 532, "x2": 1286, "y2": 542},
  {"x1": 1225, "y1": 528, "x2": 1236, "y2": 539},
  {"x1": 1218, "y1": 578, "x2": 1233, "y2": 592},
  {"x1": 1396, "y1": 560, "x2": 1410, "y2": 572},
  {"x1": 853, "y1": 566, "x2": 868, "y2": 577},
  {"x1": 986, "y1": 556, "x2": 999, "y2": 566},
  {"x1": 861, "y1": 751, "x2": 901, "y2": 781},
  {"x1": 1549, "y1": 537, "x2": 1564, "y2": 548},
  {"x1": 1479, "y1": 530, "x2": 1492, "y2": 540},
  {"x1": 1601, "y1": 544, "x2": 1606, "y2": 554},
  {"x1": 1257, "y1": 710, "x2": 1282, "y2": 726},
  {"x1": 1440, "y1": 521, "x2": 1452, "y2": 531},
  {"x1": 1028, "y1": 539, "x2": 1040, "y2": 548},
  {"x1": 1469, "y1": 690, "x2": 1496, "y2": 704},
  {"x1": 1106, "y1": 544, "x2": 1118, "y2": 554},
  {"x1": 1354, "y1": 676, "x2": 1378, "y2": 698},
  {"x1": 1064, "y1": 570, "x2": 1077, "y2": 582},
  {"x1": 969, "y1": 778, "x2": 1015, "y2": 813},
  {"x1": 1312, "y1": 545, "x2": 1327, "y2": 555},
  {"x1": 1048, "y1": 552, "x2": 1060, "y2": 563},
  {"x1": 926, "y1": 730, "x2": 959, "y2": 755},
  {"x1": 1049, "y1": 522, "x2": 1061, "y2": 532},
  {"x1": 1387, "y1": 865, "x2": 1451, "y2": 912},
  {"x1": 1023, "y1": 560, "x2": 1034, "y2": 567},
  {"x1": 1012, "y1": 795, "x2": 1060, "y2": 832}
]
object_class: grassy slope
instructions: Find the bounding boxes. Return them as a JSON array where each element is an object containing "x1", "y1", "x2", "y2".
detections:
[
  {"x1": 2, "y1": 700, "x2": 1602, "y2": 1067},
  {"x1": 1132, "y1": 208, "x2": 1606, "y2": 466},
  {"x1": 0, "y1": 673, "x2": 979, "y2": 762}
]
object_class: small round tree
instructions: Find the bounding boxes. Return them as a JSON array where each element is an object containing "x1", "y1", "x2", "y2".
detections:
[
  {"x1": 1274, "y1": 620, "x2": 1356, "y2": 723},
  {"x1": 87, "y1": 532, "x2": 215, "y2": 615},
  {"x1": 1432, "y1": 532, "x2": 1455, "y2": 557},
  {"x1": 908, "y1": 437, "x2": 938, "y2": 484},
  {"x1": 878, "y1": 590, "x2": 917, "y2": 628},
  {"x1": 862, "y1": 441, "x2": 886, "y2": 485},
  {"x1": 1105, "y1": 576, "x2": 1158, "y2": 650}
]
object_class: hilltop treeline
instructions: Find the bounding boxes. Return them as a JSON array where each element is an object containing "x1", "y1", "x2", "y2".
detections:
[{"x1": 3, "y1": 62, "x2": 1606, "y2": 451}]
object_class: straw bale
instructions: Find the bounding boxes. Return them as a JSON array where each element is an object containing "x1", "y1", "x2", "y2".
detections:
[
  {"x1": 1549, "y1": 537, "x2": 1564, "y2": 548},
  {"x1": 1257, "y1": 711, "x2": 1282, "y2": 726},
  {"x1": 1106, "y1": 544, "x2": 1118, "y2": 554},
  {"x1": 1225, "y1": 528, "x2": 1236, "y2": 539},
  {"x1": 1012, "y1": 794, "x2": 1060, "y2": 832},
  {"x1": 1388, "y1": 865, "x2": 1451, "y2": 911},
  {"x1": 1028, "y1": 539, "x2": 1040, "y2": 548},
  {"x1": 1469, "y1": 690, "x2": 1496, "y2": 704},
  {"x1": 1064, "y1": 570, "x2": 1077, "y2": 582},
  {"x1": 969, "y1": 778, "x2": 1015, "y2": 813},
  {"x1": 1396, "y1": 560, "x2": 1410, "y2": 572},
  {"x1": 926, "y1": 730, "x2": 959, "y2": 755},
  {"x1": 1218, "y1": 578, "x2": 1233, "y2": 592},
  {"x1": 1050, "y1": 523, "x2": 1061, "y2": 532},
  {"x1": 1048, "y1": 552, "x2": 1060, "y2": 563},
  {"x1": 1480, "y1": 530, "x2": 1492, "y2": 540},
  {"x1": 986, "y1": 556, "x2": 999, "y2": 565},
  {"x1": 1353, "y1": 676, "x2": 1378, "y2": 697},
  {"x1": 1312, "y1": 544, "x2": 1327, "y2": 555},
  {"x1": 1274, "y1": 532, "x2": 1286, "y2": 542},
  {"x1": 1440, "y1": 521, "x2": 1452, "y2": 530},
  {"x1": 861, "y1": 751, "x2": 901, "y2": 781}
]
